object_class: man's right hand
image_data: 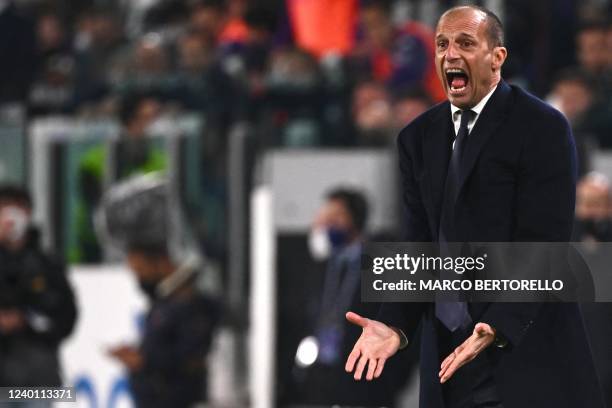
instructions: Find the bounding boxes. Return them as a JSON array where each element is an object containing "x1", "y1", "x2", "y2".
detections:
[{"x1": 344, "y1": 311, "x2": 401, "y2": 381}]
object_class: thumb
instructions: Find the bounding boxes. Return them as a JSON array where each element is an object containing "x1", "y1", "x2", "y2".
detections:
[{"x1": 346, "y1": 311, "x2": 368, "y2": 328}]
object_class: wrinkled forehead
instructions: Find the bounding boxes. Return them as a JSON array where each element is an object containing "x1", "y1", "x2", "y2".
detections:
[{"x1": 436, "y1": 8, "x2": 488, "y2": 39}]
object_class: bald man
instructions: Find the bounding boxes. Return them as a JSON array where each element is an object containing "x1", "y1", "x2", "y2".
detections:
[{"x1": 344, "y1": 5, "x2": 604, "y2": 408}]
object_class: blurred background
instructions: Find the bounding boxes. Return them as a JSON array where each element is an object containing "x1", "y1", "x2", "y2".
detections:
[{"x1": 0, "y1": 0, "x2": 611, "y2": 407}]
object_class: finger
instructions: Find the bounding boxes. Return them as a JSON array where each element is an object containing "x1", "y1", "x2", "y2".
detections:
[
  {"x1": 441, "y1": 348, "x2": 473, "y2": 383},
  {"x1": 346, "y1": 311, "x2": 368, "y2": 328},
  {"x1": 474, "y1": 322, "x2": 494, "y2": 336},
  {"x1": 345, "y1": 347, "x2": 361, "y2": 372},
  {"x1": 374, "y1": 358, "x2": 386, "y2": 378},
  {"x1": 439, "y1": 352, "x2": 456, "y2": 377},
  {"x1": 354, "y1": 355, "x2": 368, "y2": 380},
  {"x1": 366, "y1": 358, "x2": 377, "y2": 381},
  {"x1": 440, "y1": 356, "x2": 463, "y2": 383},
  {"x1": 440, "y1": 349, "x2": 457, "y2": 370}
]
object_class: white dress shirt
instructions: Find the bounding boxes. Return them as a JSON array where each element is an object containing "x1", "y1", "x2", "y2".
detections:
[{"x1": 450, "y1": 84, "x2": 498, "y2": 140}]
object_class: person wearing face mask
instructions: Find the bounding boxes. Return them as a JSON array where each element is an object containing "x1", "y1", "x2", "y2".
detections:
[
  {"x1": 297, "y1": 188, "x2": 412, "y2": 407},
  {"x1": 0, "y1": 185, "x2": 77, "y2": 402},
  {"x1": 97, "y1": 175, "x2": 221, "y2": 408},
  {"x1": 108, "y1": 244, "x2": 221, "y2": 408},
  {"x1": 573, "y1": 172, "x2": 612, "y2": 242}
]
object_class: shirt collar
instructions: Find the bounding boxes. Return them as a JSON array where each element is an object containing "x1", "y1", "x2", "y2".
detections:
[{"x1": 450, "y1": 84, "x2": 498, "y2": 118}]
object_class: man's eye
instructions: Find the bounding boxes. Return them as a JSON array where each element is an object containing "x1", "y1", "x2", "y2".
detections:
[
  {"x1": 437, "y1": 41, "x2": 447, "y2": 49},
  {"x1": 462, "y1": 40, "x2": 473, "y2": 47}
]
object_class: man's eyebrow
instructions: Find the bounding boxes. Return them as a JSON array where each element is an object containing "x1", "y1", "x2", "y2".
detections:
[
  {"x1": 435, "y1": 32, "x2": 478, "y2": 41},
  {"x1": 455, "y1": 32, "x2": 478, "y2": 40}
]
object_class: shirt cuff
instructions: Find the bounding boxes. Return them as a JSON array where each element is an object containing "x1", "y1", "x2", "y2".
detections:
[{"x1": 390, "y1": 327, "x2": 409, "y2": 349}]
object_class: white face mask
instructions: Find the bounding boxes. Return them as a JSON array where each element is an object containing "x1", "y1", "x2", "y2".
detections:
[
  {"x1": 308, "y1": 227, "x2": 331, "y2": 261},
  {"x1": 0, "y1": 206, "x2": 30, "y2": 243}
]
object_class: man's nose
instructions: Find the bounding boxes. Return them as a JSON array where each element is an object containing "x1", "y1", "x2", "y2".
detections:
[{"x1": 445, "y1": 42, "x2": 460, "y2": 61}]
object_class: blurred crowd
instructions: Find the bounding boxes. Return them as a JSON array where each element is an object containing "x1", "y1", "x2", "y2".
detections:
[
  {"x1": 0, "y1": 0, "x2": 607, "y2": 145},
  {"x1": 0, "y1": 0, "x2": 611, "y2": 259}
]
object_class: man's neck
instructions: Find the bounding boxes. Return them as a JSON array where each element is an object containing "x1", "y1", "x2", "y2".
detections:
[{"x1": 451, "y1": 79, "x2": 500, "y2": 113}]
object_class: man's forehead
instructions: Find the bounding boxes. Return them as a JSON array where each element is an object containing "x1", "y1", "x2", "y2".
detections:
[{"x1": 436, "y1": 8, "x2": 488, "y2": 37}]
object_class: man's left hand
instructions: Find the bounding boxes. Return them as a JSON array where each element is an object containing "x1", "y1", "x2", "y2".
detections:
[{"x1": 439, "y1": 322, "x2": 496, "y2": 383}]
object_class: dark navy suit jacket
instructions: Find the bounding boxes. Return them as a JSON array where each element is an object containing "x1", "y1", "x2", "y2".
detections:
[{"x1": 378, "y1": 80, "x2": 605, "y2": 408}]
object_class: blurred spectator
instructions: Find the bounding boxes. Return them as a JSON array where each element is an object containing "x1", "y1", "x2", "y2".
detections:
[
  {"x1": 574, "y1": 170, "x2": 612, "y2": 408},
  {"x1": 36, "y1": 11, "x2": 68, "y2": 57},
  {"x1": 350, "y1": 0, "x2": 445, "y2": 102},
  {"x1": 547, "y1": 69, "x2": 597, "y2": 175},
  {"x1": 74, "y1": 94, "x2": 167, "y2": 262},
  {"x1": 392, "y1": 86, "x2": 433, "y2": 131},
  {"x1": 111, "y1": 33, "x2": 173, "y2": 96},
  {"x1": 73, "y1": 7, "x2": 125, "y2": 105},
  {"x1": 110, "y1": 244, "x2": 220, "y2": 408},
  {"x1": 189, "y1": 0, "x2": 247, "y2": 46},
  {"x1": 351, "y1": 81, "x2": 393, "y2": 146},
  {"x1": 174, "y1": 31, "x2": 236, "y2": 124},
  {"x1": 0, "y1": 185, "x2": 77, "y2": 394},
  {"x1": 255, "y1": 47, "x2": 326, "y2": 147},
  {"x1": 220, "y1": 5, "x2": 278, "y2": 85},
  {"x1": 549, "y1": 69, "x2": 595, "y2": 124},
  {"x1": 576, "y1": 20, "x2": 609, "y2": 79},
  {"x1": 294, "y1": 188, "x2": 410, "y2": 407},
  {"x1": 570, "y1": 20, "x2": 612, "y2": 149},
  {"x1": 136, "y1": 0, "x2": 190, "y2": 37},
  {"x1": 97, "y1": 175, "x2": 221, "y2": 408},
  {"x1": 0, "y1": 1, "x2": 36, "y2": 105},
  {"x1": 573, "y1": 172, "x2": 612, "y2": 242},
  {"x1": 29, "y1": 12, "x2": 76, "y2": 115}
]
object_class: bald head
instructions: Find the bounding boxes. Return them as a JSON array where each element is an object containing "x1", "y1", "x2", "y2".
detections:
[{"x1": 439, "y1": 5, "x2": 504, "y2": 49}]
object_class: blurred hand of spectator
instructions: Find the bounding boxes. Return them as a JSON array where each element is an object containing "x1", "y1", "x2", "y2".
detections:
[
  {"x1": 0, "y1": 308, "x2": 26, "y2": 334},
  {"x1": 108, "y1": 345, "x2": 144, "y2": 372}
]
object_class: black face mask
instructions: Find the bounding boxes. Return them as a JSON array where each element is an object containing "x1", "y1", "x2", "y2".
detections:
[
  {"x1": 576, "y1": 218, "x2": 612, "y2": 241},
  {"x1": 138, "y1": 280, "x2": 159, "y2": 300}
]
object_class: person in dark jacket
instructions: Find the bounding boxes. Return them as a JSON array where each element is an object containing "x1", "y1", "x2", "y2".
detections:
[
  {"x1": 295, "y1": 188, "x2": 413, "y2": 407},
  {"x1": 345, "y1": 5, "x2": 604, "y2": 408},
  {"x1": 108, "y1": 244, "x2": 221, "y2": 408},
  {"x1": 0, "y1": 185, "x2": 77, "y2": 391}
]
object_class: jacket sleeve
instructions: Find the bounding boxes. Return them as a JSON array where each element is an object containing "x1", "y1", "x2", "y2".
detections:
[
  {"x1": 480, "y1": 109, "x2": 577, "y2": 347},
  {"x1": 27, "y1": 255, "x2": 78, "y2": 344}
]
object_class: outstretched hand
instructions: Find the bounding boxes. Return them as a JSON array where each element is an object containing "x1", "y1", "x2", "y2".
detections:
[
  {"x1": 344, "y1": 311, "x2": 401, "y2": 381},
  {"x1": 439, "y1": 322, "x2": 496, "y2": 383}
]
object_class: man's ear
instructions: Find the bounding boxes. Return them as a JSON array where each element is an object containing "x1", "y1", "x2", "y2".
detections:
[{"x1": 492, "y1": 46, "x2": 507, "y2": 72}]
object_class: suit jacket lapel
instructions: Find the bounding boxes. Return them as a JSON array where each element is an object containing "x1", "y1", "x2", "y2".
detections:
[
  {"x1": 455, "y1": 80, "x2": 513, "y2": 203},
  {"x1": 424, "y1": 102, "x2": 454, "y2": 236}
]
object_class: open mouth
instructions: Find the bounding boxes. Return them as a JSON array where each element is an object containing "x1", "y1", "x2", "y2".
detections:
[{"x1": 445, "y1": 68, "x2": 469, "y2": 93}]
